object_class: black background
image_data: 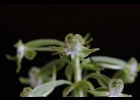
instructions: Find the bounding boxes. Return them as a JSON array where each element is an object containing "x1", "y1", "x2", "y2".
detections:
[{"x1": 0, "y1": 4, "x2": 140, "y2": 97}]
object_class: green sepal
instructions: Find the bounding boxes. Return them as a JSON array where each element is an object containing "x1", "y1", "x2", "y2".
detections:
[{"x1": 24, "y1": 48, "x2": 37, "y2": 60}]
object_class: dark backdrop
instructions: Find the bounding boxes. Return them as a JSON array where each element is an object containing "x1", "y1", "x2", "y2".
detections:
[{"x1": 0, "y1": 4, "x2": 140, "y2": 97}]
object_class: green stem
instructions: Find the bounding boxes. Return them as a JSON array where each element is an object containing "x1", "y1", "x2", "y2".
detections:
[{"x1": 74, "y1": 56, "x2": 83, "y2": 97}]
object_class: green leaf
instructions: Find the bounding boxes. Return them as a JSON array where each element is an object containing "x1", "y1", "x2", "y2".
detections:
[
  {"x1": 65, "y1": 65, "x2": 74, "y2": 81},
  {"x1": 77, "y1": 80, "x2": 89, "y2": 97},
  {"x1": 80, "y1": 80, "x2": 94, "y2": 91},
  {"x1": 87, "y1": 89, "x2": 109, "y2": 97},
  {"x1": 32, "y1": 80, "x2": 72, "y2": 97},
  {"x1": 40, "y1": 89, "x2": 54, "y2": 97},
  {"x1": 121, "y1": 94, "x2": 132, "y2": 97},
  {"x1": 97, "y1": 81, "x2": 107, "y2": 87},
  {"x1": 97, "y1": 63, "x2": 123, "y2": 70},
  {"x1": 81, "y1": 63, "x2": 96, "y2": 71},
  {"x1": 24, "y1": 49, "x2": 37, "y2": 60},
  {"x1": 90, "y1": 56, "x2": 126, "y2": 66},
  {"x1": 95, "y1": 87, "x2": 109, "y2": 91},
  {"x1": 5, "y1": 54, "x2": 17, "y2": 61},
  {"x1": 83, "y1": 88, "x2": 88, "y2": 97},
  {"x1": 35, "y1": 66, "x2": 57, "y2": 97},
  {"x1": 63, "y1": 84, "x2": 76, "y2": 97},
  {"x1": 19, "y1": 77, "x2": 30, "y2": 84},
  {"x1": 83, "y1": 73, "x2": 110, "y2": 87},
  {"x1": 25, "y1": 39, "x2": 65, "y2": 48}
]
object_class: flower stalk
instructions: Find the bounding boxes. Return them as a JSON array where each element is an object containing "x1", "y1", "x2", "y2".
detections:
[{"x1": 74, "y1": 56, "x2": 83, "y2": 97}]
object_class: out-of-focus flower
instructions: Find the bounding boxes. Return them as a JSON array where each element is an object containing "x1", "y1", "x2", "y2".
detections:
[
  {"x1": 88, "y1": 79, "x2": 132, "y2": 97},
  {"x1": 113, "y1": 57, "x2": 140, "y2": 84},
  {"x1": 20, "y1": 87, "x2": 33, "y2": 97}
]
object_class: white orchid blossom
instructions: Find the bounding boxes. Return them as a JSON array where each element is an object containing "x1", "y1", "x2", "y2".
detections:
[
  {"x1": 12, "y1": 40, "x2": 37, "y2": 73},
  {"x1": 108, "y1": 79, "x2": 124, "y2": 97},
  {"x1": 88, "y1": 79, "x2": 132, "y2": 97},
  {"x1": 50, "y1": 33, "x2": 99, "y2": 60},
  {"x1": 17, "y1": 44, "x2": 25, "y2": 59}
]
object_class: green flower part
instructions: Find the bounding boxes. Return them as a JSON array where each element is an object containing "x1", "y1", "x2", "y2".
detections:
[
  {"x1": 20, "y1": 80, "x2": 72, "y2": 97},
  {"x1": 124, "y1": 57, "x2": 138, "y2": 76},
  {"x1": 50, "y1": 33, "x2": 99, "y2": 60},
  {"x1": 108, "y1": 79, "x2": 124, "y2": 97},
  {"x1": 20, "y1": 87, "x2": 33, "y2": 97},
  {"x1": 19, "y1": 66, "x2": 52, "y2": 88},
  {"x1": 88, "y1": 79, "x2": 132, "y2": 97},
  {"x1": 14, "y1": 40, "x2": 37, "y2": 60},
  {"x1": 28, "y1": 67, "x2": 42, "y2": 88},
  {"x1": 113, "y1": 57, "x2": 139, "y2": 84},
  {"x1": 13, "y1": 40, "x2": 37, "y2": 73},
  {"x1": 88, "y1": 56, "x2": 139, "y2": 84},
  {"x1": 19, "y1": 58, "x2": 67, "y2": 88}
]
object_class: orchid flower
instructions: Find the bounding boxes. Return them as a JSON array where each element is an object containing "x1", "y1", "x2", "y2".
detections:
[
  {"x1": 113, "y1": 57, "x2": 140, "y2": 84},
  {"x1": 49, "y1": 33, "x2": 99, "y2": 61},
  {"x1": 86, "y1": 56, "x2": 140, "y2": 84},
  {"x1": 6, "y1": 40, "x2": 37, "y2": 73},
  {"x1": 19, "y1": 67, "x2": 52, "y2": 88},
  {"x1": 88, "y1": 79, "x2": 132, "y2": 97},
  {"x1": 6, "y1": 39, "x2": 65, "y2": 73}
]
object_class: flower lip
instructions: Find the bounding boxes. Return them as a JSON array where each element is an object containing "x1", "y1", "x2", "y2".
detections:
[
  {"x1": 109, "y1": 79, "x2": 124, "y2": 97},
  {"x1": 127, "y1": 57, "x2": 138, "y2": 74},
  {"x1": 17, "y1": 45, "x2": 25, "y2": 59},
  {"x1": 65, "y1": 41, "x2": 81, "y2": 59}
]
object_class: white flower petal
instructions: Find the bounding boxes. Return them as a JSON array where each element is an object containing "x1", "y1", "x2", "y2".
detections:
[
  {"x1": 66, "y1": 51, "x2": 71, "y2": 55},
  {"x1": 117, "y1": 93, "x2": 123, "y2": 97},
  {"x1": 65, "y1": 41, "x2": 82, "y2": 59},
  {"x1": 17, "y1": 45, "x2": 25, "y2": 59},
  {"x1": 35, "y1": 78, "x2": 42, "y2": 88},
  {"x1": 29, "y1": 74, "x2": 36, "y2": 86},
  {"x1": 71, "y1": 53, "x2": 75, "y2": 59},
  {"x1": 109, "y1": 95, "x2": 118, "y2": 97}
]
